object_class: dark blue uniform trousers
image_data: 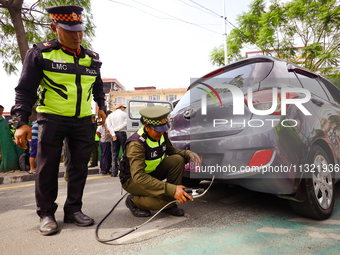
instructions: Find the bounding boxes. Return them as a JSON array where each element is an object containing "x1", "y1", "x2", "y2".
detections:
[
  {"x1": 35, "y1": 113, "x2": 95, "y2": 217},
  {"x1": 99, "y1": 141, "x2": 111, "y2": 173}
]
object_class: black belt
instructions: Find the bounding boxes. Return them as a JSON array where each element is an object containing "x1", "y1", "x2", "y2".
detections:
[{"x1": 37, "y1": 113, "x2": 92, "y2": 122}]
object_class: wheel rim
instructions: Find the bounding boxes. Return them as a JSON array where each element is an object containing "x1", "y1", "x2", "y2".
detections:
[{"x1": 313, "y1": 155, "x2": 333, "y2": 210}]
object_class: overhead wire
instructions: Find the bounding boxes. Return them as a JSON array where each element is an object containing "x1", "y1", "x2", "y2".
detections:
[
  {"x1": 107, "y1": 0, "x2": 221, "y2": 34},
  {"x1": 187, "y1": 0, "x2": 222, "y2": 18},
  {"x1": 176, "y1": 1, "x2": 240, "y2": 32},
  {"x1": 130, "y1": 0, "x2": 221, "y2": 34},
  {"x1": 107, "y1": 0, "x2": 253, "y2": 48},
  {"x1": 107, "y1": 0, "x2": 177, "y2": 21},
  {"x1": 177, "y1": 0, "x2": 219, "y2": 18}
]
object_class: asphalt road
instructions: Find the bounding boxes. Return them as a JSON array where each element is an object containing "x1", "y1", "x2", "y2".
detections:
[{"x1": 1, "y1": 174, "x2": 340, "y2": 255}]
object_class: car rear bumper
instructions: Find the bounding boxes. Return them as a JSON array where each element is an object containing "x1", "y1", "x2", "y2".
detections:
[{"x1": 173, "y1": 120, "x2": 308, "y2": 195}]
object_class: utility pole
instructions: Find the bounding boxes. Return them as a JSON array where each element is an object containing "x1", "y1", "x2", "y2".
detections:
[{"x1": 222, "y1": 0, "x2": 228, "y2": 65}]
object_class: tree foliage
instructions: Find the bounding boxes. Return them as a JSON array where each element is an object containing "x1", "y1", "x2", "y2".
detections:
[
  {"x1": 209, "y1": 0, "x2": 340, "y2": 75},
  {"x1": 0, "y1": 0, "x2": 95, "y2": 75}
]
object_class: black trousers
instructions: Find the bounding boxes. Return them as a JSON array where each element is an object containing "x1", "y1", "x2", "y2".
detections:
[
  {"x1": 35, "y1": 113, "x2": 95, "y2": 217},
  {"x1": 110, "y1": 131, "x2": 127, "y2": 175}
]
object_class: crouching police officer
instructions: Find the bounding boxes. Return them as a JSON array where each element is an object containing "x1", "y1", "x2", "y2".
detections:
[
  {"x1": 119, "y1": 105, "x2": 201, "y2": 217},
  {"x1": 11, "y1": 5, "x2": 106, "y2": 235}
]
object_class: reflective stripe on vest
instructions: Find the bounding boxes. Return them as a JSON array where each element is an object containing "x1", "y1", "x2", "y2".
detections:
[
  {"x1": 37, "y1": 48, "x2": 97, "y2": 118},
  {"x1": 137, "y1": 126, "x2": 166, "y2": 173}
]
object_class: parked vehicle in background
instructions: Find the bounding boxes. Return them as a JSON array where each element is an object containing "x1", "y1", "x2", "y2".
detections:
[
  {"x1": 169, "y1": 55, "x2": 340, "y2": 220},
  {"x1": 126, "y1": 99, "x2": 173, "y2": 138}
]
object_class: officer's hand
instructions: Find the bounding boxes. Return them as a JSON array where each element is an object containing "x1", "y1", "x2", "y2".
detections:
[
  {"x1": 112, "y1": 135, "x2": 117, "y2": 141},
  {"x1": 174, "y1": 185, "x2": 193, "y2": 203},
  {"x1": 98, "y1": 109, "x2": 106, "y2": 127},
  {"x1": 14, "y1": 125, "x2": 32, "y2": 149},
  {"x1": 189, "y1": 152, "x2": 201, "y2": 166}
]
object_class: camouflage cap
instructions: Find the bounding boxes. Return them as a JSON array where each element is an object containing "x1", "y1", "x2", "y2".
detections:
[{"x1": 140, "y1": 105, "x2": 170, "y2": 132}]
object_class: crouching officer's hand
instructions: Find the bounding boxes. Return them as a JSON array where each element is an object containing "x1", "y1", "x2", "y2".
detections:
[
  {"x1": 189, "y1": 152, "x2": 201, "y2": 166},
  {"x1": 14, "y1": 125, "x2": 32, "y2": 149},
  {"x1": 174, "y1": 185, "x2": 193, "y2": 204}
]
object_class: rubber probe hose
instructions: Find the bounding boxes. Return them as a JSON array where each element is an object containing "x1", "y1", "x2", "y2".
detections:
[{"x1": 95, "y1": 175, "x2": 215, "y2": 244}]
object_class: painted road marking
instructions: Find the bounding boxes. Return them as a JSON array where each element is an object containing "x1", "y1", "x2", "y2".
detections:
[
  {"x1": 115, "y1": 215, "x2": 189, "y2": 244},
  {"x1": 219, "y1": 192, "x2": 254, "y2": 204},
  {"x1": 309, "y1": 232, "x2": 340, "y2": 241},
  {"x1": 0, "y1": 175, "x2": 110, "y2": 190},
  {"x1": 0, "y1": 183, "x2": 35, "y2": 190},
  {"x1": 256, "y1": 227, "x2": 292, "y2": 234},
  {"x1": 289, "y1": 217, "x2": 340, "y2": 225}
]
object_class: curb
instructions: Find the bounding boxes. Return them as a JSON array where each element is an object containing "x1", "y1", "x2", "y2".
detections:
[{"x1": 0, "y1": 167, "x2": 100, "y2": 185}]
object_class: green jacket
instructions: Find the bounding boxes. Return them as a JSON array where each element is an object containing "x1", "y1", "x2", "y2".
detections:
[{"x1": 125, "y1": 127, "x2": 191, "y2": 197}]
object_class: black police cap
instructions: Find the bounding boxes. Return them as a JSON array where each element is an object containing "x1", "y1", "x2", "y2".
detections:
[{"x1": 45, "y1": 5, "x2": 85, "y2": 31}]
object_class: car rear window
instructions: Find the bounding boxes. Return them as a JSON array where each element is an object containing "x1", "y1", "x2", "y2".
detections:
[
  {"x1": 175, "y1": 61, "x2": 273, "y2": 109},
  {"x1": 295, "y1": 73, "x2": 329, "y2": 101}
]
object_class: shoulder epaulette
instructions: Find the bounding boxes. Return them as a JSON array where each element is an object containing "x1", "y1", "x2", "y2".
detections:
[
  {"x1": 85, "y1": 49, "x2": 99, "y2": 59},
  {"x1": 34, "y1": 40, "x2": 59, "y2": 52},
  {"x1": 139, "y1": 133, "x2": 147, "y2": 142}
]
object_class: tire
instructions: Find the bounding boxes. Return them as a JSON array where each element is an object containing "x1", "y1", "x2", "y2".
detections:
[
  {"x1": 289, "y1": 145, "x2": 335, "y2": 220},
  {"x1": 182, "y1": 177, "x2": 201, "y2": 187}
]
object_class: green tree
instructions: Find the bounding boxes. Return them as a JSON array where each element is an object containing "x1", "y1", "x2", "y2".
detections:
[
  {"x1": 209, "y1": 44, "x2": 225, "y2": 66},
  {"x1": 0, "y1": 0, "x2": 95, "y2": 74},
  {"x1": 209, "y1": 0, "x2": 340, "y2": 75}
]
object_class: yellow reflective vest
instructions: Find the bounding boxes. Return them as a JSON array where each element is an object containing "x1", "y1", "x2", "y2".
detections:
[
  {"x1": 36, "y1": 40, "x2": 100, "y2": 118},
  {"x1": 136, "y1": 126, "x2": 166, "y2": 173}
]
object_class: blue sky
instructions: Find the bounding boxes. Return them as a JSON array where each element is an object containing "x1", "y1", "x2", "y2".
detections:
[{"x1": 1, "y1": 0, "x2": 256, "y2": 112}]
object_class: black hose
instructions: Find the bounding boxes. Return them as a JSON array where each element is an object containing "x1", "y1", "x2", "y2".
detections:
[
  {"x1": 95, "y1": 176, "x2": 215, "y2": 244},
  {"x1": 95, "y1": 192, "x2": 128, "y2": 243}
]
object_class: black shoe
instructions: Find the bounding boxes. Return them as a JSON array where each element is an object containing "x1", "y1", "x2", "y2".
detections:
[
  {"x1": 125, "y1": 195, "x2": 151, "y2": 217},
  {"x1": 39, "y1": 216, "x2": 59, "y2": 236},
  {"x1": 111, "y1": 173, "x2": 118, "y2": 177},
  {"x1": 162, "y1": 204, "x2": 184, "y2": 217},
  {"x1": 64, "y1": 211, "x2": 94, "y2": 227}
]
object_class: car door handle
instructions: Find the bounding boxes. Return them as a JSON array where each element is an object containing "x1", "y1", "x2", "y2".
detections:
[
  {"x1": 311, "y1": 98, "x2": 324, "y2": 107},
  {"x1": 132, "y1": 122, "x2": 139, "y2": 127}
]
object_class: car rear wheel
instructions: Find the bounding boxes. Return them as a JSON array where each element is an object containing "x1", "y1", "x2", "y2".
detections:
[{"x1": 289, "y1": 145, "x2": 334, "y2": 220}]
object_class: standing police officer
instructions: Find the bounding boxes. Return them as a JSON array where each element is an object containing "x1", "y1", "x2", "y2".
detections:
[
  {"x1": 120, "y1": 105, "x2": 201, "y2": 217},
  {"x1": 11, "y1": 5, "x2": 106, "y2": 236}
]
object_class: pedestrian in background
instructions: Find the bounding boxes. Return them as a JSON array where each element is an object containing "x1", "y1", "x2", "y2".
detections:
[
  {"x1": 0, "y1": 105, "x2": 4, "y2": 118},
  {"x1": 89, "y1": 114, "x2": 99, "y2": 167},
  {"x1": 11, "y1": 5, "x2": 106, "y2": 236},
  {"x1": 96, "y1": 110, "x2": 112, "y2": 175},
  {"x1": 0, "y1": 105, "x2": 3, "y2": 158},
  {"x1": 106, "y1": 103, "x2": 127, "y2": 177},
  {"x1": 28, "y1": 120, "x2": 38, "y2": 174},
  {"x1": 63, "y1": 137, "x2": 71, "y2": 182}
]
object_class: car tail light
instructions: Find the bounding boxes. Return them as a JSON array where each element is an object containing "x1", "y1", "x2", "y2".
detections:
[
  {"x1": 244, "y1": 89, "x2": 299, "y2": 115},
  {"x1": 248, "y1": 149, "x2": 273, "y2": 167}
]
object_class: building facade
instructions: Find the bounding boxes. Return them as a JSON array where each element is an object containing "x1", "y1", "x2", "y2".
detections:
[{"x1": 108, "y1": 86, "x2": 187, "y2": 111}]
